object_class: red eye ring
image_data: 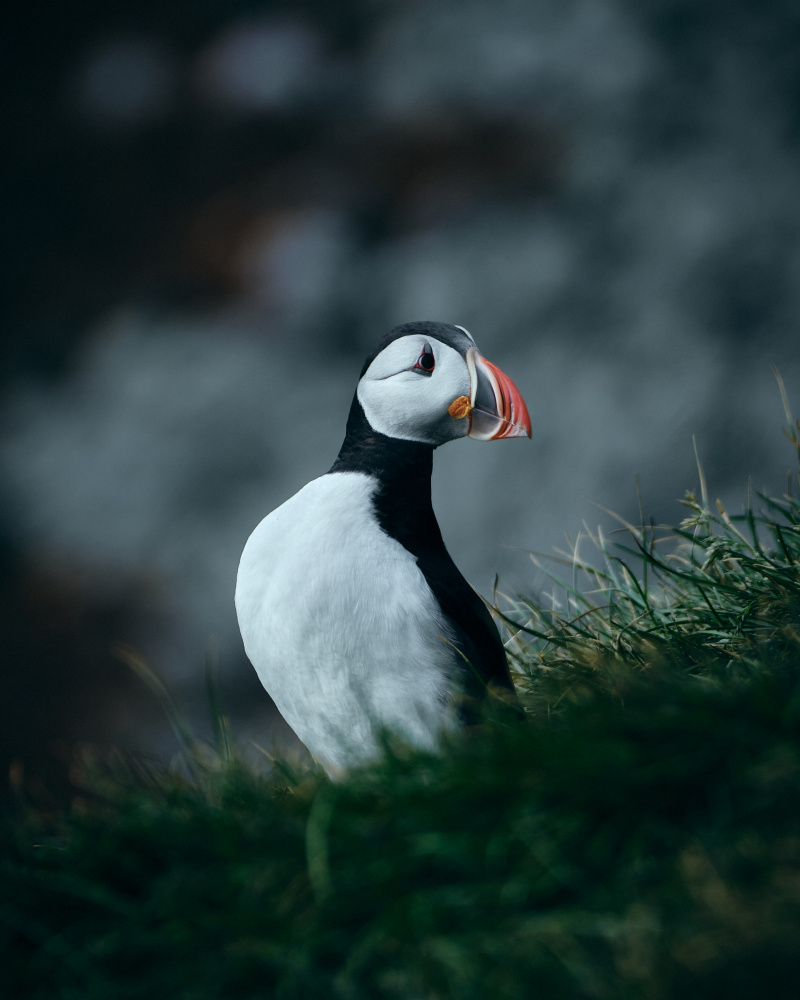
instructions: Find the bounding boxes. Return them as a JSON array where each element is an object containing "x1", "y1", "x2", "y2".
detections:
[{"x1": 412, "y1": 343, "x2": 435, "y2": 375}]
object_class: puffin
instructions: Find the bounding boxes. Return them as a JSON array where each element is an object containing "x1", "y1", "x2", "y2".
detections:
[{"x1": 235, "y1": 321, "x2": 531, "y2": 775}]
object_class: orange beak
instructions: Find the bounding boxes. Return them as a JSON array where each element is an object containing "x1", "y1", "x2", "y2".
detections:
[{"x1": 465, "y1": 348, "x2": 532, "y2": 441}]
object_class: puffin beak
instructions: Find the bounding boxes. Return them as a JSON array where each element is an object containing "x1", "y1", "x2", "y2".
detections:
[{"x1": 465, "y1": 348, "x2": 532, "y2": 441}]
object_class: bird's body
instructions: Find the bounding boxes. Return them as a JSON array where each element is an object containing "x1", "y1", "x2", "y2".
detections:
[
  {"x1": 236, "y1": 322, "x2": 530, "y2": 775},
  {"x1": 237, "y1": 472, "x2": 458, "y2": 771}
]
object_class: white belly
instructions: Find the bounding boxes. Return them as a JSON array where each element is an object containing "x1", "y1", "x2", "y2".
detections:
[{"x1": 235, "y1": 471, "x2": 458, "y2": 773}]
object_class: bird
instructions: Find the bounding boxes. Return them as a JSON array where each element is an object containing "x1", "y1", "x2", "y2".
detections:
[{"x1": 235, "y1": 321, "x2": 531, "y2": 776}]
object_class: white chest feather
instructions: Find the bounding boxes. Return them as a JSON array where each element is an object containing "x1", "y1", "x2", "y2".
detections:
[{"x1": 235, "y1": 472, "x2": 458, "y2": 773}]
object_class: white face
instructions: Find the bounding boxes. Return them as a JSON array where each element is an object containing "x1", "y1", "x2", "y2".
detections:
[{"x1": 357, "y1": 335, "x2": 472, "y2": 446}]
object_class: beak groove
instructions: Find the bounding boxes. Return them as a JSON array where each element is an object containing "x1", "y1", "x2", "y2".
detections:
[{"x1": 466, "y1": 348, "x2": 532, "y2": 441}]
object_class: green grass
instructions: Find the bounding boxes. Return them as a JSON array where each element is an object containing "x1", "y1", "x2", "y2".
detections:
[{"x1": 3, "y1": 395, "x2": 800, "y2": 999}]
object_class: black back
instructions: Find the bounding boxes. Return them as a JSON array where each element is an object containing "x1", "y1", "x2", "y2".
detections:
[{"x1": 330, "y1": 329, "x2": 515, "y2": 702}]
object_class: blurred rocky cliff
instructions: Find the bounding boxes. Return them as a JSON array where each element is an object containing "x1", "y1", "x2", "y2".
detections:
[{"x1": 2, "y1": 0, "x2": 800, "y2": 786}]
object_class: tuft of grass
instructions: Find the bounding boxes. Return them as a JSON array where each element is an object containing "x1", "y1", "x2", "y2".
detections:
[
  {"x1": 500, "y1": 478, "x2": 800, "y2": 712},
  {"x1": 501, "y1": 381, "x2": 800, "y2": 716},
  {"x1": 2, "y1": 404, "x2": 800, "y2": 999}
]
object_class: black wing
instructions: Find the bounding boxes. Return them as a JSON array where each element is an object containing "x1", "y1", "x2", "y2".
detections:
[{"x1": 417, "y1": 547, "x2": 516, "y2": 703}]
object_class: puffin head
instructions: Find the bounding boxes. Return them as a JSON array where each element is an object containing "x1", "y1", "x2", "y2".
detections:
[{"x1": 356, "y1": 321, "x2": 531, "y2": 447}]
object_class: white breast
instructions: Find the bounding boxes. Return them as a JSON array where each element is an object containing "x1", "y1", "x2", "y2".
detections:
[{"x1": 235, "y1": 471, "x2": 458, "y2": 774}]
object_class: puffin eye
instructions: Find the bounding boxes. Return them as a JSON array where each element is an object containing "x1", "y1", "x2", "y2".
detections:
[{"x1": 412, "y1": 343, "x2": 435, "y2": 376}]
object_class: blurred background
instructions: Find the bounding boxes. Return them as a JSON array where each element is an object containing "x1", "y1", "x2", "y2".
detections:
[{"x1": 3, "y1": 0, "x2": 800, "y2": 791}]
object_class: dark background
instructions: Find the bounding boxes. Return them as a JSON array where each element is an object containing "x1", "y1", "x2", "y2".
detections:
[{"x1": 3, "y1": 0, "x2": 800, "y2": 791}]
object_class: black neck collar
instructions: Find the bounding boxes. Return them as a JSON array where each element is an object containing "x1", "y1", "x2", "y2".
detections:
[{"x1": 329, "y1": 395, "x2": 442, "y2": 556}]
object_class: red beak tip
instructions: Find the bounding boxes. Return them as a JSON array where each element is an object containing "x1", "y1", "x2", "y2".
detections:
[{"x1": 468, "y1": 350, "x2": 532, "y2": 441}]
